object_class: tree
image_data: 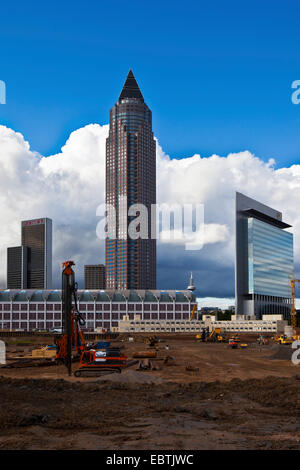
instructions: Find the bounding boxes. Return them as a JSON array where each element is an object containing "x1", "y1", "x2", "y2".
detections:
[{"x1": 217, "y1": 310, "x2": 233, "y2": 321}]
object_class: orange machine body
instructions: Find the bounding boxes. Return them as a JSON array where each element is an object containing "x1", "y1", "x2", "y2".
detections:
[{"x1": 78, "y1": 349, "x2": 127, "y2": 370}]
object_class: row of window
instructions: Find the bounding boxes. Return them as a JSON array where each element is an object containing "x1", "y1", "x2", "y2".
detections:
[
  {"x1": 0, "y1": 303, "x2": 190, "y2": 312},
  {"x1": 0, "y1": 312, "x2": 191, "y2": 321},
  {"x1": 0, "y1": 321, "x2": 116, "y2": 331}
]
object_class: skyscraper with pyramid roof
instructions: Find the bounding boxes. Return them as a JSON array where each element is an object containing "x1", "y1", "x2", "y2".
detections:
[{"x1": 105, "y1": 70, "x2": 156, "y2": 289}]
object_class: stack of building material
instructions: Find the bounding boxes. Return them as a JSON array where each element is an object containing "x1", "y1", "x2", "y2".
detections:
[
  {"x1": 31, "y1": 346, "x2": 56, "y2": 358},
  {"x1": 133, "y1": 351, "x2": 157, "y2": 359}
]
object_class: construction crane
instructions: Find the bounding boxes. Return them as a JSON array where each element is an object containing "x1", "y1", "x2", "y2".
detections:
[
  {"x1": 189, "y1": 304, "x2": 197, "y2": 321},
  {"x1": 290, "y1": 279, "x2": 300, "y2": 336}
]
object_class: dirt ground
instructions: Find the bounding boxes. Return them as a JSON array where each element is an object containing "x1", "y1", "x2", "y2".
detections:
[{"x1": 0, "y1": 334, "x2": 300, "y2": 450}]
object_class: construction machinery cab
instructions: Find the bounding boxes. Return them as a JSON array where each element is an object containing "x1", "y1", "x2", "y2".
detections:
[
  {"x1": 81, "y1": 351, "x2": 94, "y2": 363},
  {"x1": 145, "y1": 336, "x2": 159, "y2": 348},
  {"x1": 274, "y1": 334, "x2": 293, "y2": 345},
  {"x1": 207, "y1": 328, "x2": 226, "y2": 343},
  {"x1": 198, "y1": 327, "x2": 209, "y2": 342}
]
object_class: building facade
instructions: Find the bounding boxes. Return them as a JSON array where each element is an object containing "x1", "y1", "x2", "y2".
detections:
[
  {"x1": 118, "y1": 315, "x2": 286, "y2": 334},
  {"x1": 84, "y1": 265, "x2": 106, "y2": 290},
  {"x1": 21, "y1": 218, "x2": 52, "y2": 289},
  {"x1": 0, "y1": 290, "x2": 195, "y2": 332},
  {"x1": 105, "y1": 70, "x2": 156, "y2": 290},
  {"x1": 7, "y1": 246, "x2": 29, "y2": 289},
  {"x1": 235, "y1": 192, "x2": 293, "y2": 319}
]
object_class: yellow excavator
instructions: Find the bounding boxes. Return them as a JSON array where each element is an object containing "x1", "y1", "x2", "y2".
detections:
[
  {"x1": 207, "y1": 328, "x2": 227, "y2": 342},
  {"x1": 196, "y1": 327, "x2": 226, "y2": 342},
  {"x1": 274, "y1": 334, "x2": 293, "y2": 345}
]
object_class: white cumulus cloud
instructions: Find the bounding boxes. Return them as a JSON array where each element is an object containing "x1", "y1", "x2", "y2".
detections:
[{"x1": 0, "y1": 123, "x2": 300, "y2": 296}]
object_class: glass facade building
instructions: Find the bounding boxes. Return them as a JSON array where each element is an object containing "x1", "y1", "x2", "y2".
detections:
[
  {"x1": 235, "y1": 192, "x2": 293, "y2": 319},
  {"x1": 84, "y1": 265, "x2": 106, "y2": 290},
  {"x1": 248, "y1": 218, "x2": 293, "y2": 298}
]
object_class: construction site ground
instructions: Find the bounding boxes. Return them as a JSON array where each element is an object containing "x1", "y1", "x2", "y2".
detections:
[{"x1": 0, "y1": 333, "x2": 300, "y2": 450}]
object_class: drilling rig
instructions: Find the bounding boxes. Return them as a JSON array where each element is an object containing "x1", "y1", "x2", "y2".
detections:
[
  {"x1": 55, "y1": 261, "x2": 127, "y2": 377},
  {"x1": 55, "y1": 261, "x2": 86, "y2": 376}
]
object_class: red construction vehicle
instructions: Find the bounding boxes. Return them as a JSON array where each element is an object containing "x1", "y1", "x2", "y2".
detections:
[
  {"x1": 74, "y1": 348, "x2": 128, "y2": 377},
  {"x1": 228, "y1": 334, "x2": 240, "y2": 349}
]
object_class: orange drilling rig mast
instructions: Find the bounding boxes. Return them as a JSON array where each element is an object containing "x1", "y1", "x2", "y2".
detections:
[{"x1": 55, "y1": 261, "x2": 86, "y2": 375}]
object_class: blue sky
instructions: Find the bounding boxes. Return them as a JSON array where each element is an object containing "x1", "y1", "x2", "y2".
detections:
[{"x1": 1, "y1": 0, "x2": 300, "y2": 166}]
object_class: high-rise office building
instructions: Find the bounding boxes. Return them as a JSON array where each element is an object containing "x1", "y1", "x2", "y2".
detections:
[
  {"x1": 84, "y1": 264, "x2": 106, "y2": 290},
  {"x1": 21, "y1": 218, "x2": 52, "y2": 289},
  {"x1": 7, "y1": 246, "x2": 29, "y2": 289},
  {"x1": 235, "y1": 192, "x2": 293, "y2": 319},
  {"x1": 105, "y1": 70, "x2": 156, "y2": 290}
]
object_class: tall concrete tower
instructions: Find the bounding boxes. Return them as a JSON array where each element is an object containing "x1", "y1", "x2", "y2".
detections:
[
  {"x1": 187, "y1": 272, "x2": 196, "y2": 292},
  {"x1": 105, "y1": 70, "x2": 156, "y2": 290}
]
